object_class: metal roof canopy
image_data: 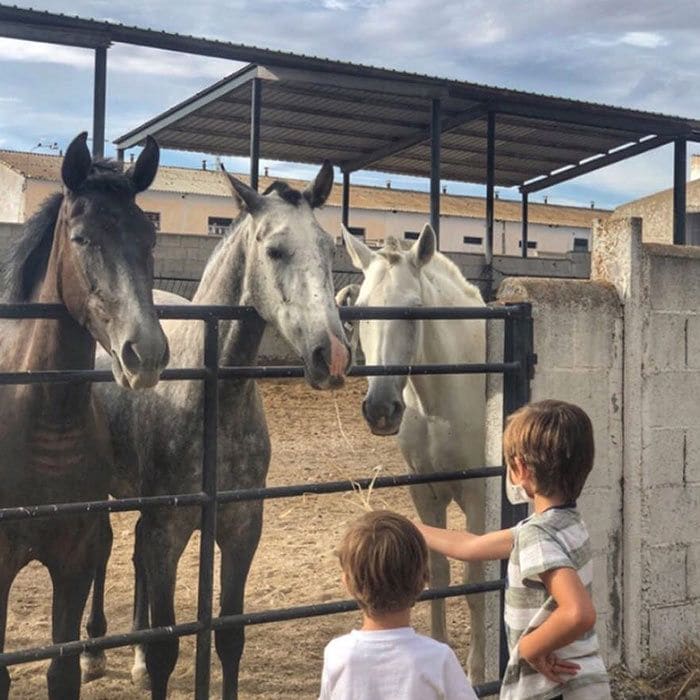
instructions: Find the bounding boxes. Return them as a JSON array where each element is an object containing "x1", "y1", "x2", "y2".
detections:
[
  {"x1": 113, "y1": 62, "x2": 700, "y2": 191},
  {"x1": 3, "y1": 4, "x2": 699, "y2": 252}
]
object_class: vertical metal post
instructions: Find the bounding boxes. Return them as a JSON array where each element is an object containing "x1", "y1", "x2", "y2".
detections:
[
  {"x1": 92, "y1": 47, "x2": 107, "y2": 159},
  {"x1": 194, "y1": 316, "x2": 219, "y2": 700},
  {"x1": 521, "y1": 191, "x2": 529, "y2": 259},
  {"x1": 250, "y1": 78, "x2": 262, "y2": 191},
  {"x1": 673, "y1": 138, "x2": 686, "y2": 245},
  {"x1": 342, "y1": 170, "x2": 350, "y2": 233},
  {"x1": 485, "y1": 111, "x2": 495, "y2": 266},
  {"x1": 116, "y1": 148, "x2": 124, "y2": 163},
  {"x1": 499, "y1": 303, "x2": 534, "y2": 678},
  {"x1": 430, "y1": 97, "x2": 441, "y2": 249}
]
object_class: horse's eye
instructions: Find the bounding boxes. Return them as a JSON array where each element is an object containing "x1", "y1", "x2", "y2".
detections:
[
  {"x1": 71, "y1": 234, "x2": 89, "y2": 247},
  {"x1": 267, "y1": 247, "x2": 286, "y2": 261}
]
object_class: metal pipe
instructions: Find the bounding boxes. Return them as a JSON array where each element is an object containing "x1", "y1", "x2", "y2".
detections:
[
  {"x1": 0, "y1": 467, "x2": 505, "y2": 523},
  {"x1": 485, "y1": 111, "x2": 495, "y2": 266},
  {"x1": 250, "y1": 77, "x2": 262, "y2": 191},
  {"x1": 0, "y1": 302, "x2": 532, "y2": 321},
  {"x1": 430, "y1": 97, "x2": 441, "y2": 247},
  {"x1": 194, "y1": 318, "x2": 219, "y2": 699},
  {"x1": 521, "y1": 191, "x2": 528, "y2": 258},
  {"x1": 341, "y1": 170, "x2": 350, "y2": 231},
  {"x1": 673, "y1": 138, "x2": 687, "y2": 245},
  {"x1": 92, "y1": 46, "x2": 107, "y2": 158}
]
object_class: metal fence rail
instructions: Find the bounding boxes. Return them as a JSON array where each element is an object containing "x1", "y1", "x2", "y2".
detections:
[{"x1": 0, "y1": 301, "x2": 534, "y2": 699}]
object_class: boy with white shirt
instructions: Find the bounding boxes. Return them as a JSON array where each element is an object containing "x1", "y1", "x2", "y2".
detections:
[{"x1": 318, "y1": 510, "x2": 477, "y2": 700}]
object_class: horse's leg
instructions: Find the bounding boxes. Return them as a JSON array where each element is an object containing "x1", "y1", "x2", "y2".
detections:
[
  {"x1": 80, "y1": 514, "x2": 112, "y2": 682},
  {"x1": 0, "y1": 535, "x2": 19, "y2": 700},
  {"x1": 410, "y1": 482, "x2": 450, "y2": 643},
  {"x1": 46, "y1": 538, "x2": 95, "y2": 700},
  {"x1": 458, "y1": 478, "x2": 487, "y2": 684},
  {"x1": 141, "y1": 511, "x2": 193, "y2": 700},
  {"x1": 131, "y1": 515, "x2": 151, "y2": 689},
  {"x1": 215, "y1": 500, "x2": 263, "y2": 700}
]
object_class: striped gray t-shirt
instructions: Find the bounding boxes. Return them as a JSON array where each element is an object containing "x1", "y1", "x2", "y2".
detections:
[{"x1": 501, "y1": 507, "x2": 610, "y2": 700}]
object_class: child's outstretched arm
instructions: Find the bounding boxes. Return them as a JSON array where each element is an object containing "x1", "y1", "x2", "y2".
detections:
[
  {"x1": 518, "y1": 567, "x2": 596, "y2": 682},
  {"x1": 416, "y1": 523, "x2": 513, "y2": 562}
]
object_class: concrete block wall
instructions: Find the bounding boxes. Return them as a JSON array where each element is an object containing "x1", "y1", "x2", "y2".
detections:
[
  {"x1": 592, "y1": 218, "x2": 700, "y2": 670},
  {"x1": 494, "y1": 276, "x2": 624, "y2": 666}
]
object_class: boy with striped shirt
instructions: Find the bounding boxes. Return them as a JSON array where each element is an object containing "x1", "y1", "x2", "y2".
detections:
[{"x1": 417, "y1": 400, "x2": 611, "y2": 699}]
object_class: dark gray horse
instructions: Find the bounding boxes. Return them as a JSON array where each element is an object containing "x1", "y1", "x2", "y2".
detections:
[
  {"x1": 0, "y1": 132, "x2": 169, "y2": 700},
  {"x1": 88, "y1": 162, "x2": 350, "y2": 699}
]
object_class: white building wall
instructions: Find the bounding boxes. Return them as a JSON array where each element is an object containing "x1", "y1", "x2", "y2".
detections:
[{"x1": 0, "y1": 168, "x2": 24, "y2": 222}]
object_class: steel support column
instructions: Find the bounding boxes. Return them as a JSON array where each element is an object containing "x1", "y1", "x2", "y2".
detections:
[
  {"x1": 673, "y1": 138, "x2": 687, "y2": 245},
  {"x1": 485, "y1": 111, "x2": 496, "y2": 266},
  {"x1": 92, "y1": 46, "x2": 107, "y2": 159},
  {"x1": 430, "y1": 97, "x2": 441, "y2": 248},
  {"x1": 250, "y1": 77, "x2": 262, "y2": 191},
  {"x1": 342, "y1": 170, "x2": 350, "y2": 232},
  {"x1": 521, "y1": 191, "x2": 528, "y2": 259}
]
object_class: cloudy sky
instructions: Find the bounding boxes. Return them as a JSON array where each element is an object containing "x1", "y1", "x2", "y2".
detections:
[{"x1": 1, "y1": 0, "x2": 699, "y2": 209}]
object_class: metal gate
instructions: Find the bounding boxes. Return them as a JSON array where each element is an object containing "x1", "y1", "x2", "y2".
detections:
[{"x1": 0, "y1": 301, "x2": 534, "y2": 698}]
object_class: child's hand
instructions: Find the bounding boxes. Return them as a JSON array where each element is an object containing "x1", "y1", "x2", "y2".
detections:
[{"x1": 522, "y1": 652, "x2": 580, "y2": 684}]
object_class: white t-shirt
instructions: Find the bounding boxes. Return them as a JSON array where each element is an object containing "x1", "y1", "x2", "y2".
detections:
[{"x1": 318, "y1": 627, "x2": 478, "y2": 700}]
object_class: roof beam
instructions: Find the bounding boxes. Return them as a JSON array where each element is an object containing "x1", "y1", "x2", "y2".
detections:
[
  {"x1": 0, "y1": 19, "x2": 110, "y2": 48},
  {"x1": 342, "y1": 104, "x2": 488, "y2": 172},
  {"x1": 259, "y1": 65, "x2": 448, "y2": 100},
  {"x1": 115, "y1": 65, "x2": 261, "y2": 148},
  {"x1": 520, "y1": 135, "x2": 674, "y2": 193},
  {"x1": 493, "y1": 99, "x2": 691, "y2": 138}
]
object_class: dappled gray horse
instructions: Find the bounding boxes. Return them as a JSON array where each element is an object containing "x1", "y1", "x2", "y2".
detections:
[
  {"x1": 0, "y1": 132, "x2": 168, "y2": 700},
  {"x1": 337, "y1": 223, "x2": 487, "y2": 682},
  {"x1": 89, "y1": 162, "x2": 350, "y2": 699}
]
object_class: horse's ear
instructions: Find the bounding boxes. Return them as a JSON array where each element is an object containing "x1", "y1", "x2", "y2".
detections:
[
  {"x1": 220, "y1": 164, "x2": 264, "y2": 214},
  {"x1": 409, "y1": 223, "x2": 436, "y2": 268},
  {"x1": 335, "y1": 284, "x2": 361, "y2": 360},
  {"x1": 303, "y1": 160, "x2": 334, "y2": 208},
  {"x1": 335, "y1": 283, "x2": 360, "y2": 308},
  {"x1": 129, "y1": 136, "x2": 160, "y2": 193},
  {"x1": 342, "y1": 225, "x2": 374, "y2": 271},
  {"x1": 61, "y1": 132, "x2": 92, "y2": 191}
]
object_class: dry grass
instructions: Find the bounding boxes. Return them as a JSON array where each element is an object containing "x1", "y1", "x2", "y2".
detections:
[{"x1": 610, "y1": 642, "x2": 700, "y2": 699}]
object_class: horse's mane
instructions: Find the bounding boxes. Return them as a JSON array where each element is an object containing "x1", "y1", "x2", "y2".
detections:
[
  {"x1": 378, "y1": 235, "x2": 484, "y2": 305},
  {"x1": 0, "y1": 160, "x2": 131, "y2": 302}
]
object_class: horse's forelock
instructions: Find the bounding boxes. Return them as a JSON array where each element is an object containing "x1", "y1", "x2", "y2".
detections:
[{"x1": 262, "y1": 181, "x2": 302, "y2": 206}]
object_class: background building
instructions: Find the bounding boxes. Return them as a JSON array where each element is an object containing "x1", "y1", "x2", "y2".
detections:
[{"x1": 0, "y1": 149, "x2": 608, "y2": 256}]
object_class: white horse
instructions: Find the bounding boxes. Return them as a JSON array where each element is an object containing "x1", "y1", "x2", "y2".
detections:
[{"x1": 338, "y1": 223, "x2": 487, "y2": 682}]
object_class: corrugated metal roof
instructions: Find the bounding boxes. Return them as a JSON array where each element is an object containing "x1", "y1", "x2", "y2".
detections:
[
  {"x1": 0, "y1": 149, "x2": 610, "y2": 227},
  {"x1": 113, "y1": 62, "x2": 700, "y2": 190}
]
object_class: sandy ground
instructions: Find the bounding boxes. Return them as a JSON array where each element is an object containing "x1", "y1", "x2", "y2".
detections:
[{"x1": 5, "y1": 378, "x2": 475, "y2": 699}]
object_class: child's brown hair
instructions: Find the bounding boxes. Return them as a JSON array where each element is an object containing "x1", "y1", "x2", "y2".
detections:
[
  {"x1": 503, "y1": 399, "x2": 594, "y2": 502},
  {"x1": 337, "y1": 510, "x2": 428, "y2": 618}
]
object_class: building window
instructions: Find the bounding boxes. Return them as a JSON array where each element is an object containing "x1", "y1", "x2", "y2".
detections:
[
  {"x1": 144, "y1": 211, "x2": 160, "y2": 232},
  {"x1": 463, "y1": 236, "x2": 483, "y2": 246},
  {"x1": 518, "y1": 240, "x2": 537, "y2": 249},
  {"x1": 347, "y1": 226, "x2": 366, "y2": 238},
  {"x1": 208, "y1": 217, "x2": 233, "y2": 236},
  {"x1": 573, "y1": 237, "x2": 589, "y2": 252},
  {"x1": 404, "y1": 231, "x2": 420, "y2": 240}
]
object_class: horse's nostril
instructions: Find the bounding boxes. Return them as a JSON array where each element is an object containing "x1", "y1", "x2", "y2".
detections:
[
  {"x1": 121, "y1": 340, "x2": 140, "y2": 372},
  {"x1": 390, "y1": 401, "x2": 403, "y2": 420},
  {"x1": 311, "y1": 345, "x2": 326, "y2": 370}
]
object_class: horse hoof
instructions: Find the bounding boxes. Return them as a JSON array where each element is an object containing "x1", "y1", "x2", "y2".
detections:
[
  {"x1": 80, "y1": 651, "x2": 107, "y2": 682},
  {"x1": 131, "y1": 664, "x2": 151, "y2": 690}
]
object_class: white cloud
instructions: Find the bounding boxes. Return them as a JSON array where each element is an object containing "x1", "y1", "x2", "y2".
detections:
[{"x1": 620, "y1": 31, "x2": 667, "y2": 48}]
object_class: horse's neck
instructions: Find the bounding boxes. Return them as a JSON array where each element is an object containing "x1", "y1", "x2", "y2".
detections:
[
  {"x1": 21, "y1": 233, "x2": 95, "y2": 423},
  {"x1": 407, "y1": 271, "x2": 485, "y2": 422},
  {"x1": 191, "y1": 222, "x2": 266, "y2": 371}
]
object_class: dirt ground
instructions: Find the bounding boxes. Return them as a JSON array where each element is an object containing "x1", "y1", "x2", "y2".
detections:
[{"x1": 5, "y1": 378, "x2": 474, "y2": 699}]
